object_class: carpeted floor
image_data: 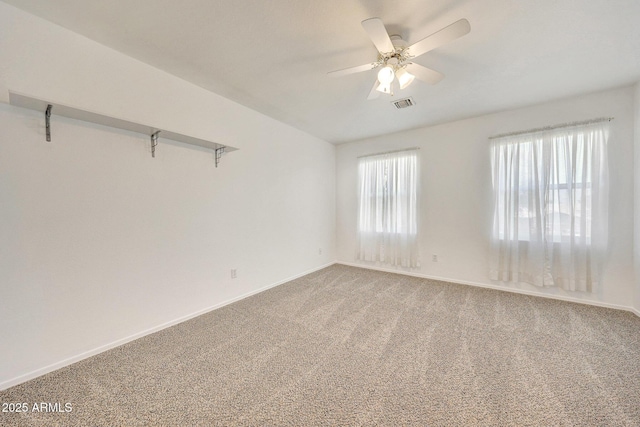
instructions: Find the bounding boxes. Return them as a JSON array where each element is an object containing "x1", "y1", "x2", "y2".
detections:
[{"x1": 1, "y1": 264, "x2": 639, "y2": 426}]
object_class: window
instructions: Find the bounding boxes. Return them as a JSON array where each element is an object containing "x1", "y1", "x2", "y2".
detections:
[
  {"x1": 357, "y1": 149, "x2": 419, "y2": 268},
  {"x1": 494, "y1": 137, "x2": 594, "y2": 242},
  {"x1": 490, "y1": 122, "x2": 609, "y2": 291}
]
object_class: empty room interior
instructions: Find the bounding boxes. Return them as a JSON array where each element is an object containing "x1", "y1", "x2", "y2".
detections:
[{"x1": 1, "y1": 0, "x2": 640, "y2": 425}]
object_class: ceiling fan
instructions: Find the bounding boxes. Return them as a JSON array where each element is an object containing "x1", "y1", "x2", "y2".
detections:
[{"x1": 328, "y1": 17, "x2": 470, "y2": 99}]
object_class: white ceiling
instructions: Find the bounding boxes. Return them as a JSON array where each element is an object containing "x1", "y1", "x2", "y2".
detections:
[{"x1": 5, "y1": 0, "x2": 640, "y2": 144}]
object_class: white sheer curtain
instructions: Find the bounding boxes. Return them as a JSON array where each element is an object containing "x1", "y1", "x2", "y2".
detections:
[
  {"x1": 357, "y1": 150, "x2": 419, "y2": 268},
  {"x1": 490, "y1": 122, "x2": 609, "y2": 291}
]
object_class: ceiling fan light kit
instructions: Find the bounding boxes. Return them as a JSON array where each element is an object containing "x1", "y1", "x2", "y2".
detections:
[
  {"x1": 377, "y1": 65, "x2": 395, "y2": 84},
  {"x1": 375, "y1": 81, "x2": 392, "y2": 95},
  {"x1": 396, "y1": 68, "x2": 415, "y2": 89},
  {"x1": 328, "y1": 17, "x2": 470, "y2": 100}
]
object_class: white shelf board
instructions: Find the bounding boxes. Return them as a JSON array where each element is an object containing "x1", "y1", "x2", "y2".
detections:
[{"x1": 8, "y1": 91, "x2": 237, "y2": 153}]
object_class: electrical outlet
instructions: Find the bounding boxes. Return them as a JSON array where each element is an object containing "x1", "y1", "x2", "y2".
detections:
[
  {"x1": 432, "y1": 254, "x2": 438, "y2": 262},
  {"x1": 231, "y1": 269, "x2": 237, "y2": 279}
]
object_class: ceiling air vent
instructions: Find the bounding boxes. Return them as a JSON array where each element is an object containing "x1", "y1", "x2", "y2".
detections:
[{"x1": 392, "y1": 97, "x2": 415, "y2": 109}]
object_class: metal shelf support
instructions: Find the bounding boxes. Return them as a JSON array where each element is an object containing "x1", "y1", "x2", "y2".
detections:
[
  {"x1": 151, "y1": 131, "x2": 160, "y2": 158},
  {"x1": 215, "y1": 146, "x2": 225, "y2": 168},
  {"x1": 45, "y1": 104, "x2": 52, "y2": 142}
]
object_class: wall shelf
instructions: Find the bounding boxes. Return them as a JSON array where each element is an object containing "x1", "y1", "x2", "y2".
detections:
[{"x1": 9, "y1": 91, "x2": 237, "y2": 167}]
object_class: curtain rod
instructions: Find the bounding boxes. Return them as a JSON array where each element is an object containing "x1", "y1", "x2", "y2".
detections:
[
  {"x1": 488, "y1": 117, "x2": 614, "y2": 140},
  {"x1": 357, "y1": 147, "x2": 420, "y2": 159}
]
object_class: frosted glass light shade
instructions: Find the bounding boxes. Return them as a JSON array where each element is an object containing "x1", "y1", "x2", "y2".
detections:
[
  {"x1": 396, "y1": 68, "x2": 415, "y2": 89},
  {"x1": 377, "y1": 66, "x2": 395, "y2": 84},
  {"x1": 375, "y1": 81, "x2": 392, "y2": 94}
]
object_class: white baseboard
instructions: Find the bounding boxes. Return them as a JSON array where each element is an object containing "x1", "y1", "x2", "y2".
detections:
[
  {"x1": 0, "y1": 262, "x2": 336, "y2": 391},
  {"x1": 336, "y1": 261, "x2": 640, "y2": 316}
]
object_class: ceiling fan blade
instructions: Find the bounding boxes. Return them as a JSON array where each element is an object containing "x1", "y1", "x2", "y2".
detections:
[
  {"x1": 328, "y1": 62, "x2": 378, "y2": 77},
  {"x1": 407, "y1": 19, "x2": 470, "y2": 58},
  {"x1": 405, "y1": 63, "x2": 444, "y2": 85},
  {"x1": 361, "y1": 18, "x2": 394, "y2": 54},
  {"x1": 367, "y1": 80, "x2": 380, "y2": 100}
]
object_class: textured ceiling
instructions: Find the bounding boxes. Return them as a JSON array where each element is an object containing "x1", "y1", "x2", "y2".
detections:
[{"x1": 5, "y1": 0, "x2": 640, "y2": 144}]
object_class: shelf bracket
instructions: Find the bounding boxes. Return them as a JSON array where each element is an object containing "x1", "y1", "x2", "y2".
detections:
[
  {"x1": 150, "y1": 131, "x2": 160, "y2": 158},
  {"x1": 45, "y1": 104, "x2": 52, "y2": 142},
  {"x1": 215, "y1": 146, "x2": 225, "y2": 168}
]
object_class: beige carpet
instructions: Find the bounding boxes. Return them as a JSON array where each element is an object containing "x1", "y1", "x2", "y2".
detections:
[{"x1": 1, "y1": 264, "x2": 639, "y2": 426}]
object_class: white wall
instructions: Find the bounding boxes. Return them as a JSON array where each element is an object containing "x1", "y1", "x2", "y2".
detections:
[
  {"x1": 0, "y1": 3, "x2": 335, "y2": 389},
  {"x1": 337, "y1": 86, "x2": 635, "y2": 309},
  {"x1": 634, "y1": 83, "x2": 640, "y2": 314}
]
